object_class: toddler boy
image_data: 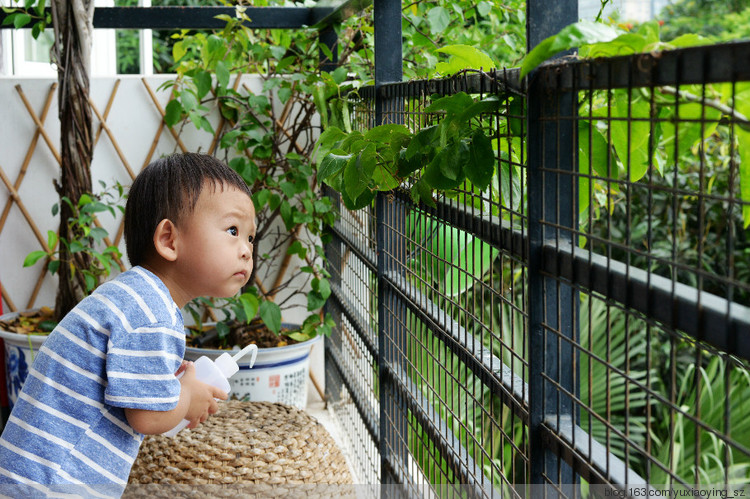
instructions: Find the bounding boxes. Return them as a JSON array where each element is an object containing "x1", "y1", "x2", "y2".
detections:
[{"x1": 0, "y1": 153, "x2": 256, "y2": 497}]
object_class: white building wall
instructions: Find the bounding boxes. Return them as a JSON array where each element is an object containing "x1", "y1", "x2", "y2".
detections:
[{"x1": 579, "y1": 0, "x2": 672, "y2": 22}]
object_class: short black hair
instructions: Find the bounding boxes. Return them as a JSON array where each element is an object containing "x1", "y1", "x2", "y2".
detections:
[{"x1": 125, "y1": 152, "x2": 252, "y2": 266}]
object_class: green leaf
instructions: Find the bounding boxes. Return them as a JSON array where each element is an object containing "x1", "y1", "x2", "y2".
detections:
[
  {"x1": 253, "y1": 189, "x2": 270, "y2": 210},
  {"x1": 520, "y1": 21, "x2": 624, "y2": 78},
  {"x1": 2, "y1": 12, "x2": 17, "y2": 27},
  {"x1": 344, "y1": 143, "x2": 377, "y2": 202},
  {"x1": 434, "y1": 44, "x2": 496, "y2": 76},
  {"x1": 84, "y1": 273, "x2": 96, "y2": 292},
  {"x1": 318, "y1": 152, "x2": 351, "y2": 182},
  {"x1": 194, "y1": 70, "x2": 212, "y2": 99},
  {"x1": 239, "y1": 293, "x2": 259, "y2": 323},
  {"x1": 172, "y1": 40, "x2": 187, "y2": 64},
  {"x1": 466, "y1": 130, "x2": 494, "y2": 190},
  {"x1": 14, "y1": 13, "x2": 31, "y2": 29},
  {"x1": 735, "y1": 129, "x2": 750, "y2": 228},
  {"x1": 427, "y1": 6, "x2": 451, "y2": 34},
  {"x1": 259, "y1": 301, "x2": 282, "y2": 335},
  {"x1": 215, "y1": 60, "x2": 230, "y2": 89},
  {"x1": 405, "y1": 125, "x2": 437, "y2": 161},
  {"x1": 578, "y1": 120, "x2": 610, "y2": 215},
  {"x1": 278, "y1": 86, "x2": 292, "y2": 103},
  {"x1": 508, "y1": 96, "x2": 525, "y2": 137},
  {"x1": 444, "y1": 237, "x2": 499, "y2": 297},
  {"x1": 340, "y1": 186, "x2": 375, "y2": 210},
  {"x1": 181, "y1": 90, "x2": 198, "y2": 113},
  {"x1": 164, "y1": 99, "x2": 184, "y2": 127},
  {"x1": 412, "y1": 179, "x2": 436, "y2": 208},
  {"x1": 364, "y1": 124, "x2": 411, "y2": 143},
  {"x1": 313, "y1": 126, "x2": 346, "y2": 164},
  {"x1": 287, "y1": 240, "x2": 306, "y2": 259},
  {"x1": 423, "y1": 141, "x2": 469, "y2": 190},
  {"x1": 312, "y1": 277, "x2": 331, "y2": 299},
  {"x1": 24, "y1": 250, "x2": 48, "y2": 268},
  {"x1": 609, "y1": 93, "x2": 652, "y2": 182},
  {"x1": 425, "y1": 92, "x2": 474, "y2": 115},
  {"x1": 46, "y1": 230, "x2": 57, "y2": 250}
]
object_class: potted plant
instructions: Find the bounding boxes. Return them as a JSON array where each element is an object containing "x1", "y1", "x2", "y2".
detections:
[
  {"x1": 158, "y1": 6, "x2": 339, "y2": 407},
  {"x1": 0, "y1": 184, "x2": 125, "y2": 407}
]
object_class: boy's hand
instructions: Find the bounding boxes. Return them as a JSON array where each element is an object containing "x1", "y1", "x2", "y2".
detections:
[{"x1": 180, "y1": 363, "x2": 228, "y2": 428}]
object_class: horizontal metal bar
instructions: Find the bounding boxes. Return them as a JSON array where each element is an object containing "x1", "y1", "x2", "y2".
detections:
[
  {"x1": 310, "y1": 0, "x2": 373, "y2": 29},
  {"x1": 542, "y1": 416, "x2": 647, "y2": 489},
  {"x1": 361, "y1": 68, "x2": 525, "y2": 100},
  {"x1": 325, "y1": 342, "x2": 380, "y2": 444},
  {"x1": 384, "y1": 361, "x2": 500, "y2": 497},
  {"x1": 543, "y1": 240, "x2": 750, "y2": 361},
  {"x1": 536, "y1": 40, "x2": 750, "y2": 90},
  {"x1": 0, "y1": 7, "x2": 335, "y2": 30},
  {"x1": 384, "y1": 271, "x2": 530, "y2": 422},
  {"x1": 329, "y1": 283, "x2": 378, "y2": 360}
]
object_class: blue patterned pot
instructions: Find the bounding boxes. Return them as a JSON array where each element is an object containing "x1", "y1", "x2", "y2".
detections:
[{"x1": 0, "y1": 312, "x2": 48, "y2": 408}]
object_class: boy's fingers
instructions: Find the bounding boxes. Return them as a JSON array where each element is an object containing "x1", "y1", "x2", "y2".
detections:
[
  {"x1": 212, "y1": 388, "x2": 229, "y2": 400},
  {"x1": 174, "y1": 360, "x2": 190, "y2": 376}
]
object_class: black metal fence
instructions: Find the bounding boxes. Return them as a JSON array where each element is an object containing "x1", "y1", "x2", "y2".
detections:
[{"x1": 324, "y1": 40, "x2": 750, "y2": 496}]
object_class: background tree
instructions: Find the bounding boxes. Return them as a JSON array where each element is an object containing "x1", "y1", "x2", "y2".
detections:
[{"x1": 5, "y1": 1, "x2": 96, "y2": 320}]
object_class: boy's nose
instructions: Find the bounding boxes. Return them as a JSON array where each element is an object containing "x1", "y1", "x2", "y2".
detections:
[{"x1": 240, "y1": 241, "x2": 252, "y2": 259}]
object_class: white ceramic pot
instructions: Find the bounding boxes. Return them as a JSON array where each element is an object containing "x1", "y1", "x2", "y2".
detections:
[
  {"x1": 184, "y1": 334, "x2": 322, "y2": 410},
  {"x1": 0, "y1": 311, "x2": 49, "y2": 408}
]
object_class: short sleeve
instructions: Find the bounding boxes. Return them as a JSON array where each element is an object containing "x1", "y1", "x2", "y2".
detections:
[{"x1": 104, "y1": 322, "x2": 185, "y2": 411}]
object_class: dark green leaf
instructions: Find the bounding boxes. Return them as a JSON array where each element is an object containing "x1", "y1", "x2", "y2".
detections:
[
  {"x1": 344, "y1": 143, "x2": 377, "y2": 202},
  {"x1": 13, "y1": 13, "x2": 31, "y2": 29},
  {"x1": 466, "y1": 130, "x2": 494, "y2": 189},
  {"x1": 259, "y1": 301, "x2": 282, "y2": 334},
  {"x1": 318, "y1": 152, "x2": 351, "y2": 182},
  {"x1": 193, "y1": 70, "x2": 212, "y2": 99}
]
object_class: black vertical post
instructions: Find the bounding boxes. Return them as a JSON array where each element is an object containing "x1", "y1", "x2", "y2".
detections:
[
  {"x1": 318, "y1": 25, "x2": 338, "y2": 73},
  {"x1": 374, "y1": 0, "x2": 403, "y2": 487},
  {"x1": 319, "y1": 23, "x2": 338, "y2": 407},
  {"x1": 527, "y1": 0, "x2": 579, "y2": 493}
]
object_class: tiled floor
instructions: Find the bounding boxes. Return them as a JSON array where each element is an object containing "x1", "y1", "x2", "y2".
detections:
[{"x1": 304, "y1": 381, "x2": 359, "y2": 483}]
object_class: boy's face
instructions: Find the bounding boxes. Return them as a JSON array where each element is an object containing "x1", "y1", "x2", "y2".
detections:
[{"x1": 175, "y1": 182, "x2": 256, "y2": 299}]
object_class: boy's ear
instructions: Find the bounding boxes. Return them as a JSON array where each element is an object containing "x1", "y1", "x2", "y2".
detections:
[{"x1": 153, "y1": 219, "x2": 178, "y2": 262}]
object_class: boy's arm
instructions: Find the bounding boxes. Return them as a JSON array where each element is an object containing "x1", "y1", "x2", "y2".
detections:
[{"x1": 124, "y1": 362, "x2": 227, "y2": 435}]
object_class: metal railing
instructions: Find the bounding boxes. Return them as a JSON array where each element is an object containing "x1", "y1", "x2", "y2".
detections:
[{"x1": 324, "y1": 41, "x2": 750, "y2": 497}]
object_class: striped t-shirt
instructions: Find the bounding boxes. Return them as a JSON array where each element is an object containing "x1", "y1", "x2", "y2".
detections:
[{"x1": 0, "y1": 266, "x2": 184, "y2": 497}]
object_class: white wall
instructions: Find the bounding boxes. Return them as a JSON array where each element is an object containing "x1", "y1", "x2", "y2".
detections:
[{"x1": 579, "y1": 0, "x2": 671, "y2": 22}]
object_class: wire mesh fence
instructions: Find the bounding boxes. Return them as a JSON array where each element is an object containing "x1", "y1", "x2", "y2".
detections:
[{"x1": 324, "y1": 41, "x2": 750, "y2": 497}]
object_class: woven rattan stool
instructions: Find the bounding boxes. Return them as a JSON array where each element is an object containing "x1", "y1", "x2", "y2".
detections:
[{"x1": 125, "y1": 400, "x2": 351, "y2": 496}]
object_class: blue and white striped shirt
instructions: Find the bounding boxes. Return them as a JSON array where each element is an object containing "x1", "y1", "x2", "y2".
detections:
[{"x1": 0, "y1": 266, "x2": 184, "y2": 497}]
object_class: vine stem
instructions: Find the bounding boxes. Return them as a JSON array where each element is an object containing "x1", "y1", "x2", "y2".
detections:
[{"x1": 658, "y1": 86, "x2": 750, "y2": 130}]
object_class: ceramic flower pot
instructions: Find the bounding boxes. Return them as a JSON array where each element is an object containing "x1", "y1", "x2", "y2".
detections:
[
  {"x1": 0, "y1": 311, "x2": 49, "y2": 408},
  {"x1": 184, "y1": 333, "x2": 322, "y2": 409}
]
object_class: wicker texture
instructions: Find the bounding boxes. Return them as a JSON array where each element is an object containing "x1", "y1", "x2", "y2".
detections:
[{"x1": 127, "y1": 401, "x2": 351, "y2": 487}]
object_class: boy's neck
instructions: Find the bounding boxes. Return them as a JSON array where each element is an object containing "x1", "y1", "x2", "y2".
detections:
[{"x1": 141, "y1": 262, "x2": 191, "y2": 309}]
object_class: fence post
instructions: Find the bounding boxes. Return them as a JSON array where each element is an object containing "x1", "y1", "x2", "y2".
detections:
[
  {"x1": 373, "y1": 0, "x2": 404, "y2": 487},
  {"x1": 527, "y1": 0, "x2": 579, "y2": 492}
]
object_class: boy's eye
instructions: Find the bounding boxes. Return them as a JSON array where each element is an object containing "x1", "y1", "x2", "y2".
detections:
[
  {"x1": 248, "y1": 234, "x2": 255, "y2": 244},
  {"x1": 227, "y1": 226, "x2": 238, "y2": 236}
]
